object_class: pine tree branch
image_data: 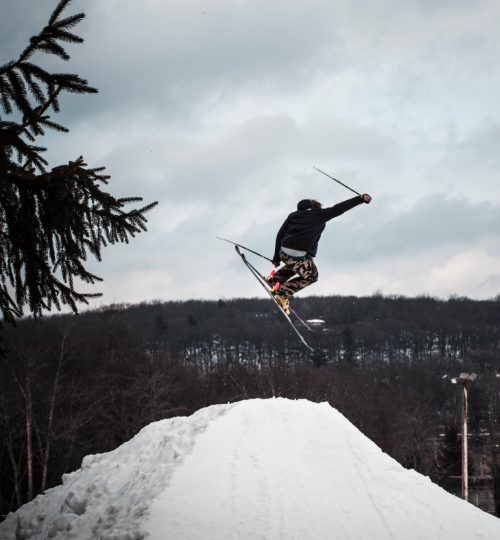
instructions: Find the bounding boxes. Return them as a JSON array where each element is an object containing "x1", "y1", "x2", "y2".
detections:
[
  {"x1": 1, "y1": 160, "x2": 158, "y2": 321},
  {"x1": 48, "y1": 0, "x2": 72, "y2": 26},
  {"x1": 0, "y1": 2, "x2": 83, "y2": 75},
  {"x1": 16, "y1": 86, "x2": 63, "y2": 136},
  {"x1": 0, "y1": 1, "x2": 158, "y2": 324}
]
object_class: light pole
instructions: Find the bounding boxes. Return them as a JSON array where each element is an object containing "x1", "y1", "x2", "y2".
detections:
[{"x1": 451, "y1": 372, "x2": 478, "y2": 501}]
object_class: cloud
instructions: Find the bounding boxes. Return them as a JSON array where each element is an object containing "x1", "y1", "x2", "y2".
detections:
[
  {"x1": 2, "y1": 0, "x2": 500, "y2": 307},
  {"x1": 316, "y1": 242, "x2": 500, "y2": 300},
  {"x1": 428, "y1": 249, "x2": 500, "y2": 297},
  {"x1": 327, "y1": 194, "x2": 500, "y2": 264},
  {"x1": 0, "y1": 1, "x2": 49, "y2": 61}
]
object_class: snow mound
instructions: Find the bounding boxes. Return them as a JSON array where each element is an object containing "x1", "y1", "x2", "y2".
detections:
[
  {"x1": 0, "y1": 402, "x2": 230, "y2": 540},
  {"x1": 1, "y1": 398, "x2": 500, "y2": 540}
]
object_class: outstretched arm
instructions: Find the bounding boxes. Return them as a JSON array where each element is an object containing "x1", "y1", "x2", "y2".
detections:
[{"x1": 320, "y1": 194, "x2": 371, "y2": 221}]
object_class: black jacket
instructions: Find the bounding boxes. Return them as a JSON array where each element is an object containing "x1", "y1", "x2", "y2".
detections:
[{"x1": 273, "y1": 196, "x2": 364, "y2": 261}]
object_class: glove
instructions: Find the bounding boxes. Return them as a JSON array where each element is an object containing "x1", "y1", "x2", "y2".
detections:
[{"x1": 361, "y1": 194, "x2": 372, "y2": 204}]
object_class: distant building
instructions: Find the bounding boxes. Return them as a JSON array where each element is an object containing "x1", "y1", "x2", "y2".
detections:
[{"x1": 306, "y1": 319, "x2": 326, "y2": 327}]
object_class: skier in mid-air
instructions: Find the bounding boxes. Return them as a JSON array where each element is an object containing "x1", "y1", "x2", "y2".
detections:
[{"x1": 267, "y1": 194, "x2": 372, "y2": 314}]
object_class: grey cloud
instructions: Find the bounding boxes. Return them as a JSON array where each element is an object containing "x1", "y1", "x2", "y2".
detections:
[
  {"x1": 0, "y1": 1, "x2": 51, "y2": 61},
  {"x1": 325, "y1": 194, "x2": 500, "y2": 265},
  {"x1": 124, "y1": 113, "x2": 392, "y2": 195},
  {"x1": 479, "y1": 274, "x2": 500, "y2": 290},
  {"x1": 46, "y1": 0, "x2": 341, "y2": 124},
  {"x1": 4, "y1": 0, "x2": 500, "y2": 143}
]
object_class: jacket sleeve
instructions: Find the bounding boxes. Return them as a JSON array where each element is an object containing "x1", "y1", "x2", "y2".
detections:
[
  {"x1": 319, "y1": 195, "x2": 364, "y2": 222},
  {"x1": 273, "y1": 215, "x2": 291, "y2": 261}
]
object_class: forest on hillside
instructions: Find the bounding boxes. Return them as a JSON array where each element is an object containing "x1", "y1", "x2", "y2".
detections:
[{"x1": 1, "y1": 294, "x2": 500, "y2": 520}]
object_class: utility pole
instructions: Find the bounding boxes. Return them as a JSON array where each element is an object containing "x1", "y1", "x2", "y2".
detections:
[{"x1": 451, "y1": 372, "x2": 478, "y2": 501}]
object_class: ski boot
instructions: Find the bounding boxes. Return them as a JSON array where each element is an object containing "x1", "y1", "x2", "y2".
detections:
[
  {"x1": 265, "y1": 269, "x2": 277, "y2": 289},
  {"x1": 274, "y1": 293, "x2": 290, "y2": 315},
  {"x1": 266, "y1": 270, "x2": 283, "y2": 295},
  {"x1": 266, "y1": 271, "x2": 282, "y2": 294}
]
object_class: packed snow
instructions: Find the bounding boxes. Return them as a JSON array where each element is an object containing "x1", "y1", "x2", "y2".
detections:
[{"x1": 1, "y1": 398, "x2": 500, "y2": 540}]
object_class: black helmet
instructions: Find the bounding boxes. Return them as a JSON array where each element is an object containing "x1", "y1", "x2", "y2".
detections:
[{"x1": 297, "y1": 199, "x2": 321, "y2": 210}]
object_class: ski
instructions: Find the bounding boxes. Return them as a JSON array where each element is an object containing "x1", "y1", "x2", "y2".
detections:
[
  {"x1": 291, "y1": 309, "x2": 315, "y2": 333},
  {"x1": 234, "y1": 246, "x2": 315, "y2": 352},
  {"x1": 238, "y1": 249, "x2": 315, "y2": 333}
]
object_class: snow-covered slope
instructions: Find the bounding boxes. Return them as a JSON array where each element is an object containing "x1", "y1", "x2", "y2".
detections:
[{"x1": 1, "y1": 398, "x2": 500, "y2": 540}]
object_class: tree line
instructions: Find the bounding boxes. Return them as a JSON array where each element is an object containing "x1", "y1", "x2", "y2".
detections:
[{"x1": 1, "y1": 294, "x2": 499, "y2": 520}]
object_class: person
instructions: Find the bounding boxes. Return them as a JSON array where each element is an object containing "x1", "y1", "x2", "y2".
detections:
[{"x1": 267, "y1": 194, "x2": 372, "y2": 314}]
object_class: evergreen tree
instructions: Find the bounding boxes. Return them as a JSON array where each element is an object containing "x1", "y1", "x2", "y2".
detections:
[{"x1": 0, "y1": 0, "x2": 157, "y2": 324}]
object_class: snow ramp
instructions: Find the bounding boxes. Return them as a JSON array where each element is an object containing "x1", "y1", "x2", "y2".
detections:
[{"x1": 1, "y1": 398, "x2": 500, "y2": 540}]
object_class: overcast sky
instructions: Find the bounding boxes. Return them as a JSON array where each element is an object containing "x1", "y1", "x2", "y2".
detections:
[{"x1": 2, "y1": 0, "x2": 500, "y2": 308}]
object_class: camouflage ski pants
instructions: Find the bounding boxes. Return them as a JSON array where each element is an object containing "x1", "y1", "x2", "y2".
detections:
[{"x1": 274, "y1": 252, "x2": 318, "y2": 298}]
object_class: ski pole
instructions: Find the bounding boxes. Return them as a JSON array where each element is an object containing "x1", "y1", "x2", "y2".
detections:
[
  {"x1": 216, "y1": 237, "x2": 273, "y2": 263},
  {"x1": 313, "y1": 166, "x2": 361, "y2": 196}
]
